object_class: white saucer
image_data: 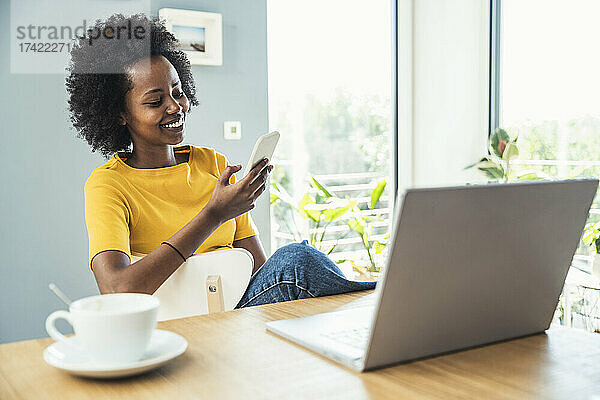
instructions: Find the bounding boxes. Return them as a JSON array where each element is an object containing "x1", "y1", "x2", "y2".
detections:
[{"x1": 43, "y1": 329, "x2": 187, "y2": 379}]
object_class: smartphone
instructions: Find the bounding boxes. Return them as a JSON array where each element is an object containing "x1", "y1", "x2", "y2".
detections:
[{"x1": 242, "y1": 131, "x2": 280, "y2": 177}]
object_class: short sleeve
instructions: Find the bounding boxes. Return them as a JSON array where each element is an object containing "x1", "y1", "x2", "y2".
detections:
[
  {"x1": 214, "y1": 152, "x2": 258, "y2": 241},
  {"x1": 84, "y1": 172, "x2": 132, "y2": 269},
  {"x1": 234, "y1": 212, "x2": 257, "y2": 241}
]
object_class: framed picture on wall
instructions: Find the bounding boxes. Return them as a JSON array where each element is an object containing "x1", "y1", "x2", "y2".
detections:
[{"x1": 158, "y1": 8, "x2": 223, "y2": 66}]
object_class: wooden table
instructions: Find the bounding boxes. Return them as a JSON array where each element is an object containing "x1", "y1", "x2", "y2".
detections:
[{"x1": 2, "y1": 291, "x2": 600, "y2": 400}]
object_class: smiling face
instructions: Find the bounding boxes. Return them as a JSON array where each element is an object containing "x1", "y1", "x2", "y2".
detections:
[{"x1": 121, "y1": 55, "x2": 190, "y2": 148}]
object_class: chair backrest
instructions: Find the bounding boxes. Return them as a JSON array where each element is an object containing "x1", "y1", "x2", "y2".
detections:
[{"x1": 131, "y1": 248, "x2": 253, "y2": 321}]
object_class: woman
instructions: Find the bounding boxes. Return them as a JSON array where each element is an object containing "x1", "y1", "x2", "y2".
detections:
[{"x1": 68, "y1": 14, "x2": 375, "y2": 308}]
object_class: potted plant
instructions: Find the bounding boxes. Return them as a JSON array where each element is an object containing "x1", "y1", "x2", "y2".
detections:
[
  {"x1": 343, "y1": 180, "x2": 387, "y2": 280},
  {"x1": 466, "y1": 128, "x2": 548, "y2": 182},
  {"x1": 271, "y1": 175, "x2": 387, "y2": 280},
  {"x1": 583, "y1": 222, "x2": 600, "y2": 281},
  {"x1": 270, "y1": 176, "x2": 351, "y2": 253}
]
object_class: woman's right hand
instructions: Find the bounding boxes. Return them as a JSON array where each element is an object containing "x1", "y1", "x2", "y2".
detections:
[{"x1": 205, "y1": 158, "x2": 273, "y2": 224}]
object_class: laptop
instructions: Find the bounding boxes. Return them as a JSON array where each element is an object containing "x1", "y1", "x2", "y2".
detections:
[{"x1": 266, "y1": 179, "x2": 598, "y2": 371}]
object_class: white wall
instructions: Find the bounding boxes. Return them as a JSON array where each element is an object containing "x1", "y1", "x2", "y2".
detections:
[{"x1": 398, "y1": 0, "x2": 490, "y2": 189}]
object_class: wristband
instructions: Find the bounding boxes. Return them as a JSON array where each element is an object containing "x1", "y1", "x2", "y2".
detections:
[{"x1": 161, "y1": 241, "x2": 187, "y2": 262}]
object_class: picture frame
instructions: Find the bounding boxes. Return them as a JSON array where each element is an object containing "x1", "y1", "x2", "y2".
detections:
[{"x1": 158, "y1": 8, "x2": 223, "y2": 66}]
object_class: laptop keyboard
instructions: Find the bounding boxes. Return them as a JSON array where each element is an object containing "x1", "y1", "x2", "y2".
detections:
[
  {"x1": 337, "y1": 292, "x2": 377, "y2": 310},
  {"x1": 320, "y1": 325, "x2": 371, "y2": 349}
]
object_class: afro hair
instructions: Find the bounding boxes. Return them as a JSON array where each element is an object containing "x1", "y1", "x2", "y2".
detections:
[{"x1": 66, "y1": 14, "x2": 198, "y2": 158}]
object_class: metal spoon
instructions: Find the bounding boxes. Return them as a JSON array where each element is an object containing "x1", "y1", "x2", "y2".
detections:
[{"x1": 48, "y1": 283, "x2": 72, "y2": 306}]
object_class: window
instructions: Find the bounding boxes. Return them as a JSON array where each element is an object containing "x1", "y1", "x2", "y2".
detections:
[
  {"x1": 267, "y1": 0, "x2": 395, "y2": 278},
  {"x1": 494, "y1": 0, "x2": 600, "y2": 328},
  {"x1": 495, "y1": 0, "x2": 600, "y2": 268}
]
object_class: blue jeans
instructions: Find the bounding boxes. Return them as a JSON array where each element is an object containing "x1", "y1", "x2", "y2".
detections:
[{"x1": 235, "y1": 241, "x2": 377, "y2": 308}]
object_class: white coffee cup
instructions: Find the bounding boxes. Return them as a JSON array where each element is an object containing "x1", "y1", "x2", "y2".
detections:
[{"x1": 46, "y1": 293, "x2": 159, "y2": 364}]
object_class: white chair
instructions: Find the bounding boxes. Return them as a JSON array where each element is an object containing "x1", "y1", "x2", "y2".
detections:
[{"x1": 130, "y1": 248, "x2": 253, "y2": 321}]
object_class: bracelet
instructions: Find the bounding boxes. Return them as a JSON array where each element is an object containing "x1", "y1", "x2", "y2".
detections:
[{"x1": 161, "y1": 241, "x2": 187, "y2": 262}]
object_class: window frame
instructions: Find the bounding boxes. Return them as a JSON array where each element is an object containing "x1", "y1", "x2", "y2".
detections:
[
  {"x1": 489, "y1": 0, "x2": 501, "y2": 136},
  {"x1": 266, "y1": 0, "x2": 399, "y2": 258}
]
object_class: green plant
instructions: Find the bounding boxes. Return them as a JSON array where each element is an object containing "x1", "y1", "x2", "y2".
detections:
[
  {"x1": 583, "y1": 222, "x2": 600, "y2": 254},
  {"x1": 270, "y1": 177, "x2": 351, "y2": 253},
  {"x1": 345, "y1": 180, "x2": 387, "y2": 274},
  {"x1": 466, "y1": 128, "x2": 547, "y2": 182},
  {"x1": 270, "y1": 181, "x2": 303, "y2": 242},
  {"x1": 556, "y1": 294, "x2": 565, "y2": 325},
  {"x1": 271, "y1": 175, "x2": 389, "y2": 275}
]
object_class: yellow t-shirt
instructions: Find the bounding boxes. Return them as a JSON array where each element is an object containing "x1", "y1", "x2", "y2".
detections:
[{"x1": 84, "y1": 145, "x2": 256, "y2": 269}]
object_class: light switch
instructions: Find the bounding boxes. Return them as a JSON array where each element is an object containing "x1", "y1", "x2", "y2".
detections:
[{"x1": 224, "y1": 121, "x2": 242, "y2": 140}]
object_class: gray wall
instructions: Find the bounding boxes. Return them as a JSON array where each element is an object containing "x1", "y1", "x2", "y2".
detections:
[{"x1": 0, "y1": 0, "x2": 269, "y2": 343}]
